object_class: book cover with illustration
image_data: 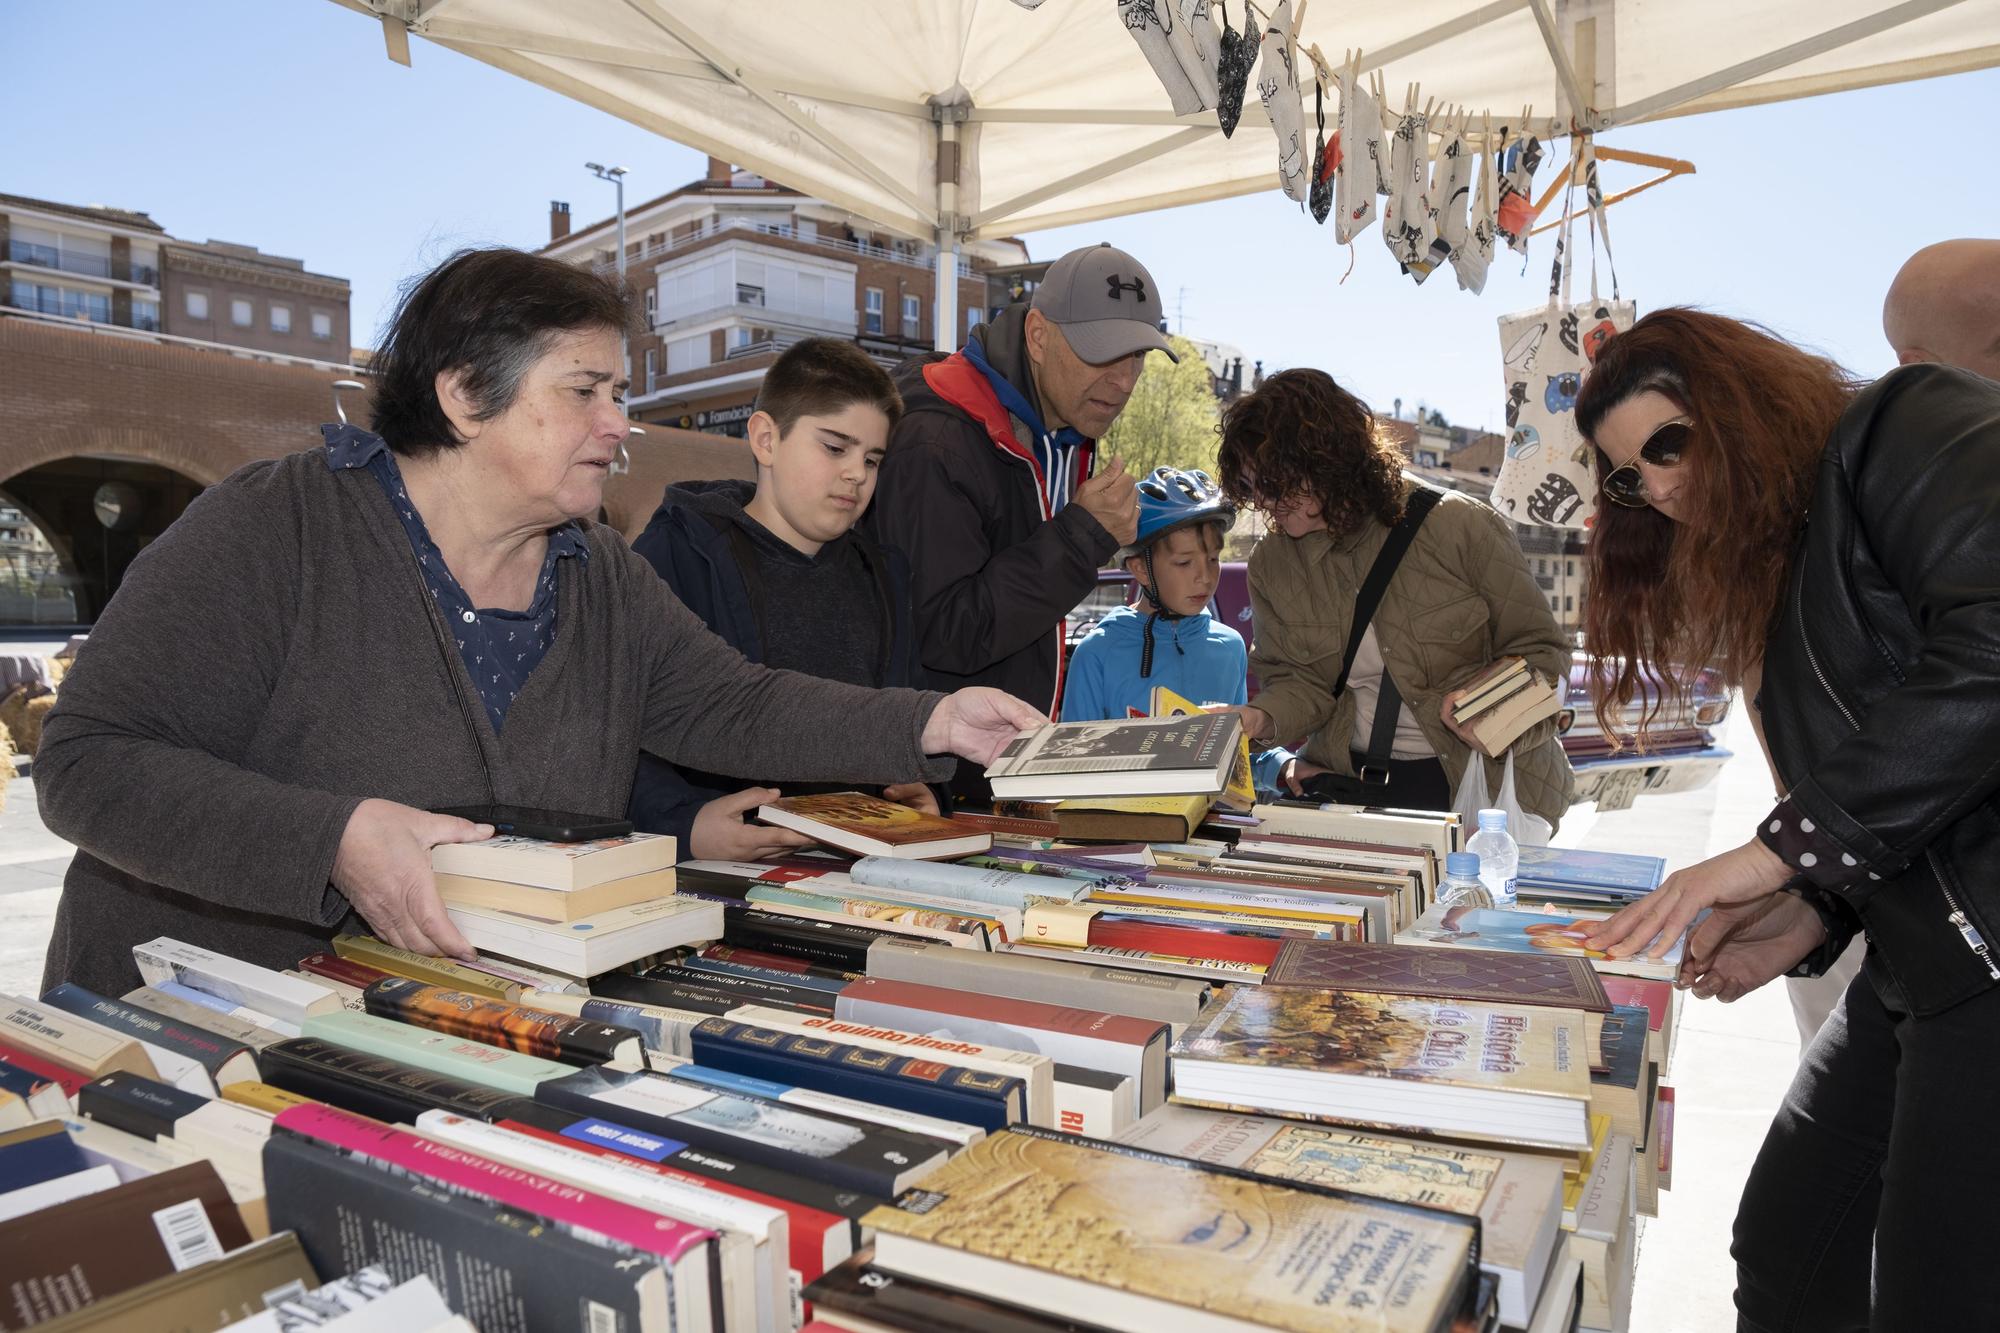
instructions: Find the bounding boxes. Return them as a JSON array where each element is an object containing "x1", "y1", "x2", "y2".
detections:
[
  {"x1": 984, "y1": 713, "x2": 1241, "y2": 799},
  {"x1": 1150, "y1": 684, "x2": 1257, "y2": 811},
  {"x1": 1513, "y1": 847, "x2": 1668, "y2": 895},
  {"x1": 1174, "y1": 985, "x2": 1589, "y2": 1103},
  {"x1": 1265, "y1": 938, "x2": 1613, "y2": 1013},
  {"x1": 1398, "y1": 906, "x2": 1682, "y2": 979},
  {"x1": 757, "y1": 793, "x2": 992, "y2": 860},
  {"x1": 865, "y1": 1126, "x2": 1477, "y2": 1333}
]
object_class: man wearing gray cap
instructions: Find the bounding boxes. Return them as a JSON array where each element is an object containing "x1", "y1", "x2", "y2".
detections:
[{"x1": 873, "y1": 243, "x2": 1170, "y2": 796}]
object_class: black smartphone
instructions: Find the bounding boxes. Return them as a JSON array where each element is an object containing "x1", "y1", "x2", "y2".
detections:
[{"x1": 430, "y1": 805, "x2": 632, "y2": 842}]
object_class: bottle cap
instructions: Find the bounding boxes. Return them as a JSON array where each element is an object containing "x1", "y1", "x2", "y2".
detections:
[
  {"x1": 1445, "y1": 852, "x2": 1481, "y2": 877},
  {"x1": 1477, "y1": 808, "x2": 1509, "y2": 832}
]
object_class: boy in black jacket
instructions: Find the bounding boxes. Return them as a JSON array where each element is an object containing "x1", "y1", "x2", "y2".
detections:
[{"x1": 629, "y1": 338, "x2": 935, "y2": 858}]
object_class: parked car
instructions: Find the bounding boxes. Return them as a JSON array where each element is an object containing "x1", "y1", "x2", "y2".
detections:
[{"x1": 1063, "y1": 566, "x2": 1735, "y2": 809}]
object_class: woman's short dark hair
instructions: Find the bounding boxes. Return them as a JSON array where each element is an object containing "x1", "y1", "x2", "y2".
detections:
[
  {"x1": 369, "y1": 247, "x2": 637, "y2": 457},
  {"x1": 753, "y1": 337, "x2": 903, "y2": 437},
  {"x1": 1216, "y1": 368, "x2": 1408, "y2": 539}
]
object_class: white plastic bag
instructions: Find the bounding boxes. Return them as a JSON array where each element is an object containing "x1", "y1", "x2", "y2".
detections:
[{"x1": 1452, "y1": 751, "x2": 1551, "y2": 846}]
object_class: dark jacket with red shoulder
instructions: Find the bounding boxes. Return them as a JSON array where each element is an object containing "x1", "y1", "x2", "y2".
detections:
[{"x1": 870, "y1": 303, "x2": 1119, "y2": 726}]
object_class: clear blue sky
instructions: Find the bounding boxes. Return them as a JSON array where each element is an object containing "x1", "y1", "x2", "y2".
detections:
[{"x1": 7, "y1": 1, "x2": 1994, "y2": 431}]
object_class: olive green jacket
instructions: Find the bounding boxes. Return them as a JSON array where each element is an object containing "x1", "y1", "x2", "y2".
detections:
[{"x1": 1246, "y1": 483, "x2": 1575, "y2": 831}]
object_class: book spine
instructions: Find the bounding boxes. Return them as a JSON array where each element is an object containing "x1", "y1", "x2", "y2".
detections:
[
  {"x1": 722, "y1": 907, "x2": 883, "y2": 971},
  {"x1": 625, "y1": 961, "x2": 838, "y2": 1015},
  {"x1": 329, "y1": 936, "x2": 524, "y2": 1001},
  {"x1": 124, "y1": 986, "x2": 285, "y2": 1051},
  {"x1": 864, "y1": 938, "x2": 1211, "y2": 1024},
  {"x1": 221, "y1": 1081, "x2": 318, "y2": 1115},
  {"x1": 1, "y1": 1000, "x2": 140, "y2": 1075},
  {"x1": 523, "y1": 991, "x2": 704, "y2": 1062},
  {"x1": 261, "y1": 1128, "x2": 661, "y2": 1331},
  {"x1": 678, "y1": 955, "x2": 850, "y2": 995},
  {"x1": 300, "y1": 1011, "x2": 574, "y2": 1097},
  {"x1": 535, "y1": 1068, "x2": 934, "y2": 1199},
  {"x1": 849, "y1": 856, "x2": 1083, "y2": 909},
  {"x1": 76, "y1": 1070, "x2": 206, "y2": 1141},
  {"x1": 665, "y1": 1065, "x2": 979, "y2": 1149},
  {"x1": 43, "y1": 984, "x2": 250, "y2": 1082},
  {"x1": 1084, "y1": 918, "x2": 1286, "y2": 966},
  {"x1": 585, "y1": 971, "x2": 754, "y2": 1019},
  {"x1": 129, "y1": 938, "x2": 330, "y2": 1026},
  {"x1": 0, "y1": 1039, "x2": 90, "y2": 1095},
  {"x1": 1053, "y1": 1064, "x2": 1131, "y2": 1139},
  {"x1": 275, "y1": 1103, "x2": 717, "y2": 1261},
  {"x1": 361, "y1": 978, "x2": 643, "y2": 1069},
  {"x1": 258, "y1": 1038, "x2": 523, "y2": 1124},
  {"x1": 297, "y1": 951, "x2": 397, "y2": 991},
  {"x1": 698, "y1": 944, "x2": 861, "y2": 983},
  {"x1": 689, "y1": 1019, "x2": 1020, "y2": 1133},
  {"x1": 746, "y1": 884, "x2": 1001, "y2": 948},
  {"x1": 497, "y1": 1100, "x2": 882, "y2": 1232},
  {"x1": 840, "y1": 977, "x2": 1165, "y2": 1048},
  {"x1": 1002, "y1": 940, "x2": 1269, "y2": 984}
]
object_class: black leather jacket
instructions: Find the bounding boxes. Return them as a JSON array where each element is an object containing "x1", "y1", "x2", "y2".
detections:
[{"x1": 1759, "y1": 364, "x2": 2000, "y2": 1017}]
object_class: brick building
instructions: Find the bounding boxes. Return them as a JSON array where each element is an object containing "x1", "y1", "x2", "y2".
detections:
[
  {"x1": 541, "y1": 158, "x2": 1030, "y2": 438},
  {"x1": 161, "y1": 238, "x2": 351, "y2": 358}
]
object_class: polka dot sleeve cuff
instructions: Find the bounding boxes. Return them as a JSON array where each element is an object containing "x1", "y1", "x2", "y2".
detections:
[{"x1": 1758, "y1": 797, "x2": 1882, "y2": 893}]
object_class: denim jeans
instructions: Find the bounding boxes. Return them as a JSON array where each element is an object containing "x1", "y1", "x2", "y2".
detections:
[{"x1": 1732, "y1": 954, "x2": 2000, "y2": 1331}]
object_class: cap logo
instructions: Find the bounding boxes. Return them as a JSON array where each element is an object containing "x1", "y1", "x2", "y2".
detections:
[{"x1": 1105, "y1": 275, "x2": 1148, "y2": 302}]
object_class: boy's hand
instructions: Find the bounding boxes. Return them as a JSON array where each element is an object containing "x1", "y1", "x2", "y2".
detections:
[
  {"x1": 883, "y1": 782, "x2": 941, "y2": 817},
  {"x1": 691, "y1": 788, "x2": 815, "y2": 861},
  {"x1": 1279, "y1": 756, "x2": 1329, "y2": 796},
  {"x1": 1075, "y1": 455, "x2": 1139, "y2": 546}
]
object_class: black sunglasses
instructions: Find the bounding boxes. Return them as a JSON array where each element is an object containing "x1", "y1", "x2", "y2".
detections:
[{"x1": 1600, "y1": 417, "x2": 1692, "y2": 508}]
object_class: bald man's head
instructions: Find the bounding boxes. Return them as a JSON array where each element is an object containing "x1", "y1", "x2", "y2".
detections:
[{"x1": 1884, "y1": 239, "x2": 2000, "y2": 381}]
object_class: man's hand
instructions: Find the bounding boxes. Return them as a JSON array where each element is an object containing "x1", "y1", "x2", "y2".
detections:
[
  {"x1": 1439, "y1": 688, "x2": 1497, "y2": 758},
  {"x1": 690, "y1": 788, "x2": 816, "y2": 861},
  {"x1": 1583, "y1": 838, "x2": 1795, "y2": 961},
  {"x1": 1074, "y1": 455, "x2": 1139, "y2": 547},
  {"x1": 923, "y1": 688, "x2": 1049, "y2": 767},
  {"x1": 1279, "y1": 756, "x2": 1329, "y2": 797},
  {"x1": 1679, "y1": 893, "x2": 1829, "y2": 1002},
  {"x1": 332, "y1": 798, "x2": 492, "y2": 961},
  {"x1": 882, "y1": 782, "x2": 942, "y2": 817}
]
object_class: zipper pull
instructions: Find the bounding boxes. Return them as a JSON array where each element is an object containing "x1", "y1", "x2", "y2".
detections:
[{"x1": 1949, "y1": 911, "x2": 2000, "y2": 979}]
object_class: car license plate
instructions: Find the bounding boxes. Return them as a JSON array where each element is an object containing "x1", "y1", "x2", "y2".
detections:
[{"x1": 1593, "y1": 767, "x2": 1647, "y2": 813}]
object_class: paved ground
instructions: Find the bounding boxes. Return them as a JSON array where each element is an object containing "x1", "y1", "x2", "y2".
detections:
[{"x1": 0, "y1": 707, "x2": 1793, "y2": 1329}]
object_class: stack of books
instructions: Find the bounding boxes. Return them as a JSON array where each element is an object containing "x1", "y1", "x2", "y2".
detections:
[{"x1": 1449, "y1": 657, "x2": 1568, "y2": 753}]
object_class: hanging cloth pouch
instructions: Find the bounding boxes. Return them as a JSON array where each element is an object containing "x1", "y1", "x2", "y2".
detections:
[
  {"x1": 1257, "y1": 0, "x2": 1310, "y2": 203},
  {"x1": 1171, "y1": 0, "x2": 1223, "y2": 107},
  {"x1": 1453, "y1": 113, "x2": 1499, "y2": 293},
  {"x1": 1308, "y1": 81, "x2": 1334, "y2": 223},
  {"x1": 1495, "y1": 117, "x2": 1542, "y2": 255},
  {"x1": 1120, "y1": 0, "x2": 1206, "y2": 114},
  {"x1": 1382, "y1": 90, "x2": 1437, "y2": 270},
  {"x1": 1333, "y1": 57, "x2": 1379, "y2": 242},
  {"x1": 1491, "y1": 136, "x2": 1637, "y2": 531},
  {"x1": 1215, "y1": 1, "x2": 1260, "y2": 136}
]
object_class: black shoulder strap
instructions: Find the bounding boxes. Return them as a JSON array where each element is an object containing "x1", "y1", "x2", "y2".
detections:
[{"x1": 1332, "y1": 485, "x2": 1442, "y2": 699}]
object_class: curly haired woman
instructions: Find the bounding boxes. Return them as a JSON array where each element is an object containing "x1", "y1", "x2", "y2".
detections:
[{"x1": 1215, "y1": 368, "x2": 1573, "y2": 828}]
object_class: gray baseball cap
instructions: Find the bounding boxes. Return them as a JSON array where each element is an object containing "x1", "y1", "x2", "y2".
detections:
[{"x1": 1030, "y1": 243, "x2": 1178, "y2": 365}]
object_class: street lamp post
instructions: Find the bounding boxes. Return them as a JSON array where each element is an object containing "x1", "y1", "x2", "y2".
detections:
[{"x1": 586, "y1": 161, "x2": 630, "y2": 381}]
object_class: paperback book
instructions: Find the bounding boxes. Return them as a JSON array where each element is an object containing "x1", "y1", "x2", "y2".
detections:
[
  {"x1": 430, "y1": 831, "x2": 677, "y2": 891},
  {"x1": 756, "y1": 792, "x2": 992, "y2": 860}
]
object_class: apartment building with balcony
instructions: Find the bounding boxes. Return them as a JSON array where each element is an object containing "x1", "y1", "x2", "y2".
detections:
[
  {"x1": 542, "y1": 158, "x2": 1029, "y2": 437},
  {"x1": 0, "y1": 193, "x2": 167, "y2": 333}
]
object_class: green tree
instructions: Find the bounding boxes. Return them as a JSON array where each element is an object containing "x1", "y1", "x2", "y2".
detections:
[{"x1": 1099, "y1": 335, "x2": 1222, "y2": 480}]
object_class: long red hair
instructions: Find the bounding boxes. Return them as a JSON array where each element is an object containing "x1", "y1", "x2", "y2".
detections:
[{"x1": 1574, "y1": 309, "x2": 1857, "y2": 740}]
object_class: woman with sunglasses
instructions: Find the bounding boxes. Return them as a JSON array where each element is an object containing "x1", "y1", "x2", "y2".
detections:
[
  {"x1": 1575, "y1": 307, "x2": 2000, "y2": 1330},
  {"x1": 1213, "y1": 368, "x2": 1574, "y2": 829}
]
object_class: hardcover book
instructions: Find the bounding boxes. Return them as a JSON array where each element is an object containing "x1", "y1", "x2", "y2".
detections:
[
  {"x1": 1052, "y1": 793, "x2": 1213, "y2": 845},
  {"x1": 757, "y1": 792, "x2": 992, "y2": 860},
  {"x1": 1170, "y1": 985, "x2": 1593, "y2": 1151},
  {"x1": 722, "y1": 906, "x2": 892, "y2": 972},
  {"x1": 121, "y1": 985, "x2": 288, "y2": 1053},
  {"x1": 30, "y1": 1231, "x2": 317, "y2": 1333},
  {"x1": 429, "y1": 832, "x2": 677, "y2": 891},
  {"x1": 258, "y1": 1038, "x2": 524, "y2": 1125},
  {"x1": 434, "y1": 865, "x2": 678, "y2": 923},
  {"x1": 362, "y1": 978, "x2": 646, "y2": 1069},
  {"x1": 536, "y1": 1064, "x2": 949, "y2": 1198},
  {"x1": 982, "y1": 713, "x2": 1243, "y2": 800},
  {"x1": 1262, "y1": 938, "x2": 1613, "y2": 1013},
  {"x1": 1397, "y1": 906, "x2": 1683, "y2": 981},
  {"x1": 266, "y1": 1107, "x2": 699, "y2": 1332},
  {"x1": 806, "y1": 1254, "x2": 1121, "y2": 1332},
  {"x1": 863, "y1": 1126, "x2": 1479, "y2": 1333},
  {"x1": 600, "y1": 961, "x2": 836, "y2": 1017},
  {"x1": 1149, "y1": 685, "x2": 1257, "y2": 812},
  {"x1": 0, "y1": 996, "x2": 159, "y2": 1081},
  {"x1": 300, "y1": 1010, "x2": 576, "y2": 1097},
  {"x1": 690, "y1": 1016, "x2": 1026, "y2": 1133},
  {"x1": 864, "y1": 937, "x2": 1212, "y2": 1030}
]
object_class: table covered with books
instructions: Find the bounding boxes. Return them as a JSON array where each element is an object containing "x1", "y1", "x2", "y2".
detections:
[{"x1": 0, "y1": 714, "x2": 1677, "y2": 1333}]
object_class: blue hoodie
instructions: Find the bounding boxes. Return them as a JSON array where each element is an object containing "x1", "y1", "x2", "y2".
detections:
[{"x1": 1062, "y1": 605, "x2": 1291, "y2": 794}]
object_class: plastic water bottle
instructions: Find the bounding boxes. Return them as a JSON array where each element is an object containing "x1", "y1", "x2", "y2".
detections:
[
  {"x1": 1436, "y1": 852, "x2": 1494, "y2": 908},
  {"x1": 1466, "y1": 809, "x2": 1519, "y2": 907}
]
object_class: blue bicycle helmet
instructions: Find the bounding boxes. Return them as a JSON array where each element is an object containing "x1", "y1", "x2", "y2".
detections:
[{"x1": 1116, "y1": 468, "x2": 1236, "y2": 679}]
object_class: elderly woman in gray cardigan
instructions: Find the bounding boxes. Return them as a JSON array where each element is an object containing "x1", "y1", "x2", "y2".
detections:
[{"x1": 36, "y1": 248, "x2": 1043, "y2": 997}]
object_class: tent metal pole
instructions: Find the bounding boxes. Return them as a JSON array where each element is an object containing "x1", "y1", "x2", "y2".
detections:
[
  {"x1": 1598, "y1": 0, "x2": 1971, "y2": 128},
  {"x1": 622, "y1": 0, "x2": 940, "y2": 226},
  {"x1": 935, "y1": 115, "x2": 961, "y2": 353}
]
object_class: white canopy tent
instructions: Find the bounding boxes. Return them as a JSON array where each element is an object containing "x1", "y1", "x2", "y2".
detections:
[{"x1": 334, "y1": 0, "x2": 1997, "y2": 346}]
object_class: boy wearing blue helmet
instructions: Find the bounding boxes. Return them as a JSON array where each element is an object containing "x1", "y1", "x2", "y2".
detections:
[{"x1": 1062, "y1": 467, "x2": 1288, "y2": 790}]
